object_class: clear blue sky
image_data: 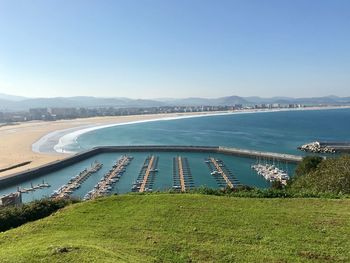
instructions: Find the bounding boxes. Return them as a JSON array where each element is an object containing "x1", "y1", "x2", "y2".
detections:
[{"x1": 0, "y1": 0, "x2": 349, "y2": 98}]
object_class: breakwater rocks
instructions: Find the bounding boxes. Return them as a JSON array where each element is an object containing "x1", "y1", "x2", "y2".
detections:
[{"x1": 298, "y1": 141, "x2": 336, "y2": 153}]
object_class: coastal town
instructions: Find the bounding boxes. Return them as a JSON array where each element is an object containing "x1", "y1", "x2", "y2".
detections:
[{"x1": 0, "y1": 103, "x2": 305, "y2": 124}]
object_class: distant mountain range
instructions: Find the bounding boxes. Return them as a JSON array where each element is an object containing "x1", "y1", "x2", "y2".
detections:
[
  {"x1": 0, "y1": 93, "x2": 349, "y2": 112},
  {"x1": 0, "y1": 95, "x2": 164, "y2": 112},
  {"x1": 0, "y1": 93, "x2": 27, "y2": 101},
  {"x1": 159, "y1": 95, "x2": 350, "y2": 106}
]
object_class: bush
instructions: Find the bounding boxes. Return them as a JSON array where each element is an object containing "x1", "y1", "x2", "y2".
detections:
[
  {"x1": 187, "y1": 185, "x2": 347, "y2": 198},
  {"x1": 0, "y1": 198, "x2": 78, "y2": 232},
  {"x1": 294, "y1": 156, "x2": 324, "y2": 177},
  {"x1": 290, "y1": 155, "x2": 350, "y2": 195}
]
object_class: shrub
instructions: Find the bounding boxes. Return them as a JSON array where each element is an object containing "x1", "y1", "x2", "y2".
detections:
[
  {"x1": 290, "y1": 155, "x2": 350, "y2": 195},
  {"x1": 294, "y1": 156, "x2": 323, "y2": 177},
  {"x1": 0, "y1": 198, "x2": 78, "y2": 232}
]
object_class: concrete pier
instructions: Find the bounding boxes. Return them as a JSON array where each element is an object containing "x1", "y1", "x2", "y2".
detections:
[
  {"x1": 52, "y1": 162, "x2": 102, "y2": 199},
  {"x1": 86, "y1": 156, "x2": 132, "y2": 199},
  {"x1": 173, "y1": 156, "x2": 194, "y2": 192},
  {"x1": 140, "y1": 156, "x2": 156, "y2": 193},
  {"x1": 177, "y1": 157, "x2": 186, "y2": 192},
  {"x1": 209, "y1": 157, "x2": 234, "y2": 188},
  {"x1": 132, "y1": 155, "x2": 158, "y2": 192},
  {"x1": 205, "y1": 157, "x2": 241, "y2": 188}
]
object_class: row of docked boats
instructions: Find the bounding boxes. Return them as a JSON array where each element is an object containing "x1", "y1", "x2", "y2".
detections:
[
  {"x1": 131, "y1": 155, "x2": 158, "y2": 192},
  {"x1": 84, "y1": 155, "x2": 133, "y2": 200},
  {"x1": 251, "y1": 163, "x2": 289, "y2": 185},
  {"x1": 51, "y1": 161, "x2": 103, "y2": 199},
  {"x1": 205, "y1": 158, "x2": 241, "y2": 188},
  {"x1": 172, "y1": 156, "x2": 194, "y2": 191},
  {"x1": 17, "y1": 180, "x2": 51, "y2": 193},
  {"x1": 1, "y1": 180, "x2": 50, "y2": 207},
  {"x1": 131, "y1": 178, "x2": 151, "y2": 192},
  {"x1": 205, "y1": 158, "x2": 225, "y2": 176}
]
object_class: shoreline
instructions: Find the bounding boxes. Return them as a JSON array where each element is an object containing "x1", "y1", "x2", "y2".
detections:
[
  {"x1": 0, "y1": 111, "x2": 229, "y2": 177},
  {"x1": 1, "y1": 105, "x2": 349, "y2": 177},
  {"x1": 36, "y1": 105, "x2": 350, "y2": 155}
]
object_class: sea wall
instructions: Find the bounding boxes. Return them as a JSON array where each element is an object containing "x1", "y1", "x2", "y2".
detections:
[
  {"x1": 0, "y1": 148, "x2": 101, "y2": 187},
  {"x1": 319, "y1": 142, "x2": 350, "y2": 152}
]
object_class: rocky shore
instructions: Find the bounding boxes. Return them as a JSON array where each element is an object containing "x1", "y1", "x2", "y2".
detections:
[{"x1": 298, "y1": 141, "x2": 336, "y2": 153}]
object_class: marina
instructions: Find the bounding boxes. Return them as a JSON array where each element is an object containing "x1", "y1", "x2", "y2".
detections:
[
  {"x1": 0, "y1": 145, "x2": 303, "y2": 190},
  {"x1": 173, "y1": 156, "x2": 194, "y2": 192},
  {"x1": 51, "y1": 161, "x2": 103, "y2": 199},
  {"x1": 0, "y1": 150, "x2": 294, "y2": 204},
  {"x1": 84, "y1": 155, "x2": 132, "y2": 200}
]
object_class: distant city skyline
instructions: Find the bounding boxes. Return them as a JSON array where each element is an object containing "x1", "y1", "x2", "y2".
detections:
[{"x1": 0, "y1": 0, "x2": 349, "y2": 99}]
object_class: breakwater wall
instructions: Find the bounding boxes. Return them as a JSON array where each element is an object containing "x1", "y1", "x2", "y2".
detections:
[
  {"x1": 319, "y1": 142, "x2": 350, "y2": 152},
  {"x1": 0, "y1": 145, "x2": 303, "y2": 189},
  {"x1": 0, "y1": 148, "x2": 101, "y2": 187},
  {"x1": 96, "y1": 146, "x2": 303, "y2": 163}
]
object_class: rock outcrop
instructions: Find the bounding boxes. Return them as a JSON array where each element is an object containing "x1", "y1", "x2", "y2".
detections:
[{"x1": 298, "y1": 141, "x2": 336, "y2": 153}]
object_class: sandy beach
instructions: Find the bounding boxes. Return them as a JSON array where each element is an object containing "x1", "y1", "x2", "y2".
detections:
[{"x1": 0, "y1": 111, "x2": 228, "y2": 177}]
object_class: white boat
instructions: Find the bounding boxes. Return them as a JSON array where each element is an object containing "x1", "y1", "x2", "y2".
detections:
[{"x1": 211, "y1": 171, "x2": 220, "y2": 176}]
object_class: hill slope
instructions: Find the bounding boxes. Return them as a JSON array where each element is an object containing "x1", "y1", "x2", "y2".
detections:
[{"x1": 0, "y1": 194, "x2": 349, "y2": 262}]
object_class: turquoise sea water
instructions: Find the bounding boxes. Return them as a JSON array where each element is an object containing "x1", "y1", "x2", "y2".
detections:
[
  {"x1": 68, "y1": 108, "x2": 350, "y2": 155},
  {"x1": 1, "y1": 108, "x2": 350, "y2": 202}
]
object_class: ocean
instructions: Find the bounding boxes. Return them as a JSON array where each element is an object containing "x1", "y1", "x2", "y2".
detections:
[
  {"x1": 2, "y1": 108, "x2": 350, "y2": 202},
  {"x1": 66, "y1": 108, "x2": 350, "y2": 155}
]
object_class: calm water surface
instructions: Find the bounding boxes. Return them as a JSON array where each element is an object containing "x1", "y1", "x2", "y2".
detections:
[{"x1": 68, "y1": 108, "x2": 350, "y2": 155}]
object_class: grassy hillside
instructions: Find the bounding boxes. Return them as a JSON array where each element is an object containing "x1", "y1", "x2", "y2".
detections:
[{"x1": 0, "y1": 194, "x2": 349, "y2": 262}]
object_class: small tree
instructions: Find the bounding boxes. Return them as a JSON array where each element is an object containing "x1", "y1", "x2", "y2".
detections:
[
  {"x1": 294, "y1": 156, "x2": 323, "y2": 177},
  {"x1": 290, "y1": 155, "x2": 350, "y2": 194}
]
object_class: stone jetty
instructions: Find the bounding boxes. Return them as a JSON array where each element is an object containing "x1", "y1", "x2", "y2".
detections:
[{"x1": 298, "y1": 141, "x2": 336, "y2": 153}]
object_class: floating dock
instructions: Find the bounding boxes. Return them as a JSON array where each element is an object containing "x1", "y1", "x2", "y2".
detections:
[
  {"x1": 18, "y1": 180, "x2": 50, "y2": 194},
  {"x1": 132, "y1": 155, "x2": 159, "y2": 192},
  {"x1": 51, "y1": 161, "x2": 103, "y2": 199},
  {"x1": 205, "y1": 157, "x2": 241, "y2": 188},
  {"x1": 85, "y1": 156, "x2": 132, "y2": 200},
  {"x1": 173, "y1": 156, "x2": 194, "y2": 192}
]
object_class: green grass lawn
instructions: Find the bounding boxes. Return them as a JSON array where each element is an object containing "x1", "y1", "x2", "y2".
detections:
[{"x1": 0, "y1": 194, "x2": 349, "y2": 262}]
